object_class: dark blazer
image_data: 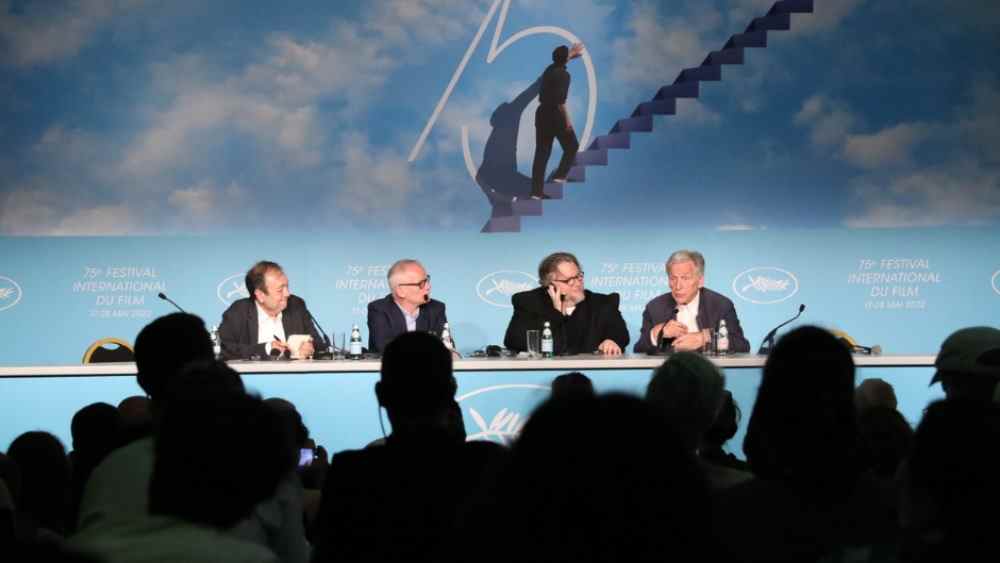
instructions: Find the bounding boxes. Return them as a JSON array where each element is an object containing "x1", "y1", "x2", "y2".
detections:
[
  {"x1": 218, "y1": 295, "x2": 323, "y2": 360},
  {"x1": 503, "y1": 287, "x2": 629, "y2": 355},
  {"x1": 633, "y1": 287, "x2": 750, "y2": 354},
  {"x1": 367, "y1": 294, "x2": 448, "y2": 354}
]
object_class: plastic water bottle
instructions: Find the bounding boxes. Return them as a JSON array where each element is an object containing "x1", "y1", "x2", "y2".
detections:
[
  {"x1": 541, "y1": 321, "x2": 554, "y2": 357},
  {"x1": 349, "y1": 325, "x2": 363, "y2": 359},
  {"x1": 440, "y1": 322, "x2": 454, "y2": 351},
  {"x1": 717, "y1": 320, "x2": 729, "y2": 356},
  {"x1": 210, "y1": 325, "x2": 222, "y2": 360}
]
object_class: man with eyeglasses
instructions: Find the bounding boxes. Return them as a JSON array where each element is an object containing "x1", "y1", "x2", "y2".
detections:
[
  {"x1": 634, "y1": 250, "x2": 749, "y2": 355},
  {"x1": 368, "y1": 259, "x2": 450, "y2": 354},
  {"x1": 504, "y1": 252, "x2": 629, "y2": 355}
]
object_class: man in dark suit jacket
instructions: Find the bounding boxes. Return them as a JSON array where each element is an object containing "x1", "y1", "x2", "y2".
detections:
[
  {"x1": 218, "y1": 261, "x2": 323, "y2": 360},
  {"x1": 504, "y1": 252, "x2": 629, "y2": 355},
  {"x1": 368, "y1": 259, "x2": 449, "y2": 354},
  {"x1": 634, "y1": 250, "x2": 749, "y2": 355}
]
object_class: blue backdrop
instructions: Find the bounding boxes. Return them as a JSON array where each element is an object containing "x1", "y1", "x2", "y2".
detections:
[{"x1": 1, "y1": 0, "x2": 997, "y2": 453}]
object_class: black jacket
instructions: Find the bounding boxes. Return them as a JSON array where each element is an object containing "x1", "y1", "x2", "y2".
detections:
[
  {"x1": 503, "y1": 287, "x2": 629, "y2": 355},
  {"x1": 218, "y1": 295, "x2": 323, "y2": 360}
]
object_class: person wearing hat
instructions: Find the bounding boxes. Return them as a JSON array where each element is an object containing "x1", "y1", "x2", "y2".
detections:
[{"x1": 931, "y1": 326, "x2": 1000, "y2": 402}]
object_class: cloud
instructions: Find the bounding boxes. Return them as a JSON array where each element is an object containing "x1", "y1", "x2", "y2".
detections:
[
  {"x1": 728, "y1": 0, "x2": 865, "y2": 36},
  {"x1": 674, "y1": 98, "x2": 722, "y2": 126},
  {"x1": 956, "y1": 77, "x2": 1000, "y2": 164},
  {"x1": 167, "y1": 180, "x2": 248, "y2": 227},
  {"x1": 842, "y1": 122, "x2": 932, "y2": 169},
  {"x1": 611, "y1": 1, "x2": 723, "y2": 91},
  {"x1": 0, "y1": 0, "x2": 144, "y2": 67},
  {"x1": 794, "y1": 95, "x2": 860, "y2": 148},
  {"x1": 845, "y1": 159, "x2": 1000, "y2": 228},
  {"x1": 0, "y1": 187, "x2": 143, "y2": 235},
  {"x1": 716, "y1": 224, "x2": 765, "y2": 231},
  {"x1": 120, "y1": 1, "x2": 487, "y2": 178},
  {"x1": 795, "y1": 79, "x2": 1000, "y2": 229},
  {"x1": 325, "y1": 130, "x2": 482, "y2": 230},
  {"x1": 331, "y1": 132, "x2": 419, "y2": 226}
]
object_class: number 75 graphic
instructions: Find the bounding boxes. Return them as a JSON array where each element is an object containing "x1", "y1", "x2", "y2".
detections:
[{"x1": 407, "y1": 0, "x2": 598, "y2": 181}]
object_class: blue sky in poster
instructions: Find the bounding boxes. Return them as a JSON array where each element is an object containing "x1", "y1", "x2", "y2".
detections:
[{"x1": 1, "y1": 0, "x2": 998, "y2": 235}]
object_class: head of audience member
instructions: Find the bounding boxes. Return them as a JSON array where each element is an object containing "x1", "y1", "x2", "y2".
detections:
[
  {"x1": 550, "y1": 372, "x2": 594, "y2": 400},
  {"x1": 245, "y1": 260, "x2": 290, "y2": 318},
  {"x1": 854, "y1": 377, "x2": 898, "y2": 412},
  {"x1": 646, "y1": 352, "x2": 726, "y2": 452},
  {"x1": 0, "y1": 452, "x2": 20, "y2": 509},
  {"x1": 476, "y1": 393, "x2": 711, "y2": 562},
  {"x1": 117, "y1": 395, "x2": 152, "y2": 430},
  {"x1": 161, "y1": 359, "x2": 246, "y2": 405},
  {"x1": 665, "y1": 250, "x2": 705, "y2": 306},
  {"x1": 70, "y1": 402, "x2": 121, "y2": 458},
  {"x1": 0, "y1": 456, "x2": 13, "y2": 537},
  {"x1": 538, "y1": 251, "x2": 585, "y2": 306},
  {"x1": 134, "y1": 313, "x2": 214, "y2": 404},
  {"x1": 264, "y1": 398, "x2": 309, "y2": 448},
  {"x1": 900, "y1": 399, "x2": 1000, "y2": 560},
  {"x1": 149, "y1": 361, "x2": 294, "y2": 530},
  {"x1": 703, "y1": 390, "x2": 740, "y2": 452},
  {"x1": 388, "y1": 259, "x2": 432, "y2": 312},
  {"x1": 743, "y1": 325, "x2": 861, "y2": 497},
  {"x1": 930, "y1": 326, "x2": 1000, "y2": 402},
  {"x1": 7, "y1": 431, "x2": 71, "y2": 536},
  {"x1": 857, "y1": 406, "x2": 913, "y2": 479},
  {"x1": 552, "y1": 44, "x2": 569, "y2": 65},
  {"x1": 375, "y1": 331, "x2": 460, "y2": 439}
]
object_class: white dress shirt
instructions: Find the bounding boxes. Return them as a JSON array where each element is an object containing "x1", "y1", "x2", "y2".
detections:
[
  {"x1": 649, "y1": 291, "x2": 702, "y2": 346},
  {"x1": 395, "y1": 302, "x2": 420, "y2": 332},
  {"x1": 256, "y1": 302, "x2": 285, "y2": 355},
  {"x1": 677, "y1": 291, "x2": 701, "y2": 333}
]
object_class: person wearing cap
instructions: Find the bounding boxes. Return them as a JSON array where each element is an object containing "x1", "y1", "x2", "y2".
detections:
[
  {"x1": 931, "y1": 326, "x2": 1000, "y2": 402},
  {"x1": 367, "y1": 259, "x2": 449, "y2": 354}
]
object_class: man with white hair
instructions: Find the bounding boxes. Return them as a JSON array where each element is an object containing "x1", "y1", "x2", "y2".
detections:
[
  {"x1": 367, "y1": 259, "x2": 449, "y2": 354},
  {"x1": 634, "y1": 250, "x2": 749, "y2": 354}
]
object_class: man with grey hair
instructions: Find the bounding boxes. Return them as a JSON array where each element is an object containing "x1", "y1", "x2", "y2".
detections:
[
  {"x1": 634, "y1": 250, "x2": 749, "y2": 354},
  {"x1": 504, "y1": 251, "x2": 629, "y2": 355},
  {"x1": 367, "y1": 259, "x2": 449, "y2": 354}
]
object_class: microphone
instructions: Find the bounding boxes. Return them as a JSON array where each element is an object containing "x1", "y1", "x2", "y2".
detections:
[
  {"x1": 304, "y1": 308, "x2": 334, "y2": 358},
  {"x1": 758, "y1": 304, "x2": 805, "y2": 355},
  {"x1": 158, "y1": 292, "x2": 186, "y2": 313},
  {"x1": 657, "y1": 307, "x2": 680, "y2": 353}
]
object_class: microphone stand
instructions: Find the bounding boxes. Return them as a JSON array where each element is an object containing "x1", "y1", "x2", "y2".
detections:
[
  {"x1": 157, "y1": 292, "x2": 186, "y2": 313},
  {"x1": 306, "y1": 309, "x2": 335, "y2": 360},
  {"x1": 758, "y1": 304, "x2": 806, "y2": 355}
]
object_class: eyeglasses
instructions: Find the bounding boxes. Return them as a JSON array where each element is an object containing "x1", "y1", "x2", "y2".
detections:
[
  {"x1": 552, "y1": 271, "x2": 584, "y2": 284},
  {"x1": 398, "y1": 275, "x2": 431, "y2": 289}
]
